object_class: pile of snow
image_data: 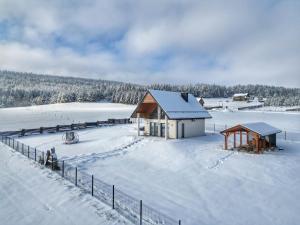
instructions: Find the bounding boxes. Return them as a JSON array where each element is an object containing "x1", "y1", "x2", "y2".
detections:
[{"x1": 0, "y1": 143, "x2": 131, "y2": 225}]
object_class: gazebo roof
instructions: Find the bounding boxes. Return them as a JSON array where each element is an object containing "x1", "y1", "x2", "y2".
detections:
[{"x1": 221, "y1": 122, "x2": 281, "y2": 136}]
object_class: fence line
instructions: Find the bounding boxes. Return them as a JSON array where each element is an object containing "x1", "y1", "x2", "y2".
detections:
[
  {"x1": 206, "y1": 123, "x2": 300, "y2": 142},
  {"x1": 0, "y1": 118, "x2": 131, "y2": 137},
  {"x1": 0, "y1": 135, "x2": 180, "y2": 225}
]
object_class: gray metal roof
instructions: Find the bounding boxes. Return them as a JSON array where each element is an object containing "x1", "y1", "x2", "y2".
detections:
[
  {"x1": 241, "y1": 122, "x2": 281, "y2": 136},
  {"x1": 149, "y1": 90, "x2": 212, "y2": 119}
]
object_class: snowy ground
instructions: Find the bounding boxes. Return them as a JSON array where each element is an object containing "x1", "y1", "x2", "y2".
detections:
[
  {"x1": 208, "y1": 110, "x2": 300, "y2": 133},
  {"x1": 202, "y1": 97, "x2": 300, "y2": 113},
  {"x1": 0, "y1": 103, "x2": 134, "y2": 131},
  {"x1": 0, "y1": 143, "x2": 132, "y2": 225},
  {"x1": 18, "y1": 124, "x2": 300, "y2": 225},
  {"x1": 202, "y1": 97, "x2": 263, "y2": 110},
  {"x1": 3, "y1": 102, "x2": 300, "y2": 225}
]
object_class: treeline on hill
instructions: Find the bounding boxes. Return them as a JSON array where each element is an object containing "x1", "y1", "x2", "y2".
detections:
[{"x1": 0, "y1": 70, "x2": 299, "y2": 107}]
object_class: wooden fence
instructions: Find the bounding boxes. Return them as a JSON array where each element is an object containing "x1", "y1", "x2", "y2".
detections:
[{"x1": 0, "y1": 118, "x2": 131, "y2": 137}]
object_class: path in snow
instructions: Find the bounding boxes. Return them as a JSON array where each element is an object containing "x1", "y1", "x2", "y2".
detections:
[
  {"x1": 63, "y1": 137, "x2": 144, "y2": 167},
  {"x1": 0, "y1": 143, "x2": 132, "y2": 225},
  {"x1": 208, "y1": 151, "x2": 235, "y2": 169}
]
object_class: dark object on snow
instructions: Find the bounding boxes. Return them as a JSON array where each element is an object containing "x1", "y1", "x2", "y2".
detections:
[
  {"x1": 44, "y1": 148, "x2": 59, "y2": 170},
  {"x1": 199, "y1": 97, "x2": 205, "y2": 106},
  {"x1": 62, "y1": 131, "x2": 79, "y2": 144}
]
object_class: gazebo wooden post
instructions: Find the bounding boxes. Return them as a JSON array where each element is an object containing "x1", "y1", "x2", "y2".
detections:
[
  {"x1": 246, "y1": 132, "x2": 249, "y2": 145},
  {"x1": 240, "y1": 131, "x2": 242, "y2": 147},
  {"x1": 233, "y1": 132, "x2": 236, "y2": 148},
  {"x1": 137, "y1": 113, "x2": 140, "y2": 136},
  {"x1": 255, "y1": 135, "x2": 260, "y2": 153},
  {"x1": 225, "y1": 133, "x2": 228, "y2": 150}
]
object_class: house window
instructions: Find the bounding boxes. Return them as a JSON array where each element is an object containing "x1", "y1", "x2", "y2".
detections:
[
  {"x1": 161, "y1": 110, "x2": 166, "y2": 119},
  {"x1": 149, "y1": 107, "x2": 158, "y2": 119}
]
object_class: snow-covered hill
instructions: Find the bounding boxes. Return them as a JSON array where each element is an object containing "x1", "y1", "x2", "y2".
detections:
[{"x1": 0, "y1": 143, "x2": 131, "y2": 225}]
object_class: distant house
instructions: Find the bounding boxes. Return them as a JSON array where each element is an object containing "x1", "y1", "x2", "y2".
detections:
[
  {"x1": 232, "y1": 93, "x2": 249, "y2": 101},
  {"x1": 131, "y1": 90, "x2": 212, "y2": 139},
  {"x1": 220, "y1": 122, "x2": 281, "y2": 153}
]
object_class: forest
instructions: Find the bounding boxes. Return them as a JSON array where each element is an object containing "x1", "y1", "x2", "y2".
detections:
[{"x1": 0, "y1": 70, "x2": 299, "y2": 107}]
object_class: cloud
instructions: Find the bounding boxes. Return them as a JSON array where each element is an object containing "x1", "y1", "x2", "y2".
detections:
[{"x1": 0, "y1": 0, "x2": 299, "y2": 87}]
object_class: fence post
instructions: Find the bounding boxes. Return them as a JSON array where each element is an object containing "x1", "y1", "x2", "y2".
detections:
[
  {"x1": 22, "y1": 143, "x2": 24, "y2": 155},
  {"x1": 179, "y1": 220, "x2": 181, "y2": 225},
  {"x1": 62, "y1": 161, "x2": 64, "y2": 177},
  {"x1": 42, "y1": 151, "x2": 44, "y2": 165},
  {"x1": 112, "y1": 185, "x2": 115, "y2": 209},
  {"x1": 13, "y1": 139, "x2": 15, "y2": 149},
  {"x1": 75, "y1": 167, "x2": 77, "y2": 186},
  {"x1": 34, "y1": 148, "x2": 37, "y2": 161},
  {"x1": 91, "y1": 175, "x2": 94, "y2": 196},
  {"x1": 285, "y1": 131, "x2": 286, "y2": 140},
  {"x1": 140, "y1": 200, "x2": 143, "y2": 225},
  {"x1": 27, "y1": 146, "x2": 30, "y2": 158},
  {"x1": 16, "y1": 141, "x2": 19, "y2": 151},
  {"x1": 9, "y1": 138, "x2": 10, "y2": 147}
]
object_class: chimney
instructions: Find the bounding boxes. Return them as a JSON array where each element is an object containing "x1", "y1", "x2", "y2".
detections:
[{"x1": 181, "y1": 92, "x2": 188, "y2": 102}]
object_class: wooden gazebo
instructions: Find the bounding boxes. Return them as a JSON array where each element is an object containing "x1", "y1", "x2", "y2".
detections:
[{"x1": 220, "y1": 122, "x2": 281, "y2": 153}]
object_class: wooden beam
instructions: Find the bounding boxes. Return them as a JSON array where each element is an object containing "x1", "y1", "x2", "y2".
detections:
[
  {"x1": 246, "y1": 132, "x2": 249, "y2": 145},
  {"x1": 225, "y1": 135, "x2": 228, "y2": 150},
  {"x1": 233, "y1": 132, "x2": 236, "y2": 148},
  {"x1": 240, "y1": 131, "x2": 242, "y2": 146},
  {"x1": 256, "y1": 136, "x2": 260, "y2": 153}
]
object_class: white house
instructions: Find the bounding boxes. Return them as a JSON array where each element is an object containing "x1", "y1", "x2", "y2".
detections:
[{"x1": 130, "y1": 90, "x2": 212, "y2": 139}]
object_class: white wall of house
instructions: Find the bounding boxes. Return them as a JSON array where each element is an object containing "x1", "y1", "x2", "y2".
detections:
[
  {"x1": 144, "y1": 118, "x2": 205, "y2": 139},
  {"x1": 177, "y1": 119, "x2": 205, "y2": 138}
]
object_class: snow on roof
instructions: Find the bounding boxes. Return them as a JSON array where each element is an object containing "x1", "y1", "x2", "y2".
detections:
[
  {"x1": 233, "y1": 93, "x2": 249, "y2": 97},
  {"x1": 149, "y1": 89, "x2": 212, "y2": 119},
  {"x1": 241, "y1": 122, "x2": 281, "y2": 136}
]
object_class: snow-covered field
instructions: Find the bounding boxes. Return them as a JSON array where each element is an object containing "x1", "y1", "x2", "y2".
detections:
[
  {"x1": 209, "y1": 110, "x2": 300, "y2": 132},
  {"x1": 2, "y1": 102, "x2": 300, "y2": 225},
  {"x1": 203, "y1": 97, "x2": 300, "y2": 114},
  {"x1": 17, "y1": 124, "x2": 300, "y2": 225},
  {"x1": 0, "y1": 103, "x2": 134, "y2": 131},
  {"x1": 0, "y1": 143, "x2": 131, "y2": 225},
  {"x1": 202, "y1": 97, "x2": 264, "y2": 110}
]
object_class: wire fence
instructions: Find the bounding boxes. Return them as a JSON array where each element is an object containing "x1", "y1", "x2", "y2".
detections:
[
  {"x1": 206, "y1": 123, "x2": 300, "y2": 142},
  {"x1": 0, "y1": 135, "x2": 180, "y2": 225}
]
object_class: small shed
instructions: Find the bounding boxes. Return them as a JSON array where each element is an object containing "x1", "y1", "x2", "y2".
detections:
[
  {"x1": 220, "y1": 122, "x2": 281, "y2": 153},
  {"x1": 233, "y1": 93, "x2": 249, "y2": 101}
]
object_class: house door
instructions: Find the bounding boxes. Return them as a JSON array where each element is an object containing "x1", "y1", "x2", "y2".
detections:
[
  {"x1": 150, "y1": 122, "x2": 154, "y2": 136},
  {"x1": 154, "y1": 123, "x2": 159, "y2": 136},
  {"x1": 161, "y1": 123, "x2": 165, "y2": 137},
  {"x1": 181, "y1": 123, "x2": 185, "y2": 138}
]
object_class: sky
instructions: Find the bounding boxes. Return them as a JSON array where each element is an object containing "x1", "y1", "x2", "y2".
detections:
[{"x1": 0, "y1": 0, "x2": 299, "y2": 87}]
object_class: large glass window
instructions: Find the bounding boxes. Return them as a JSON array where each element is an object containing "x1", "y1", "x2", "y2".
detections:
[{"x1": 161, "y1": 123, "x2": 165, "y2": 137}]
